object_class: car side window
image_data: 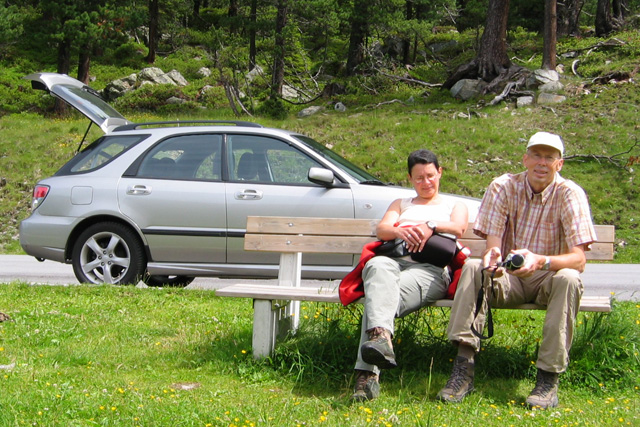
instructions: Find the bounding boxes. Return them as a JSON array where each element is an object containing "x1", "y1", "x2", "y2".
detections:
[
  {"x1": 138, "y1": 134, "x2": 222, "y2": 180},
  {"x1": 67, "y1": 135, "x2": 145, "y2": 174},
  {"x1": 228, "y1": 135, "x2": 321, "y2": 184}
]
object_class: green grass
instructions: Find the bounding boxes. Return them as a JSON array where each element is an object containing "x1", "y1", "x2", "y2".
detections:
[{"x1": 0, "y1": 284, "x2": 638, "y2": 426}]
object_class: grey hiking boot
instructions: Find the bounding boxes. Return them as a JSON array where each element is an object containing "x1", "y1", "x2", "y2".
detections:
[
  {"x1": 360, "y1": 327, "x2": 397, "y2": 369},
  {"x1": 351, "y1": 369, "x2": 380, "y2": 402},
  {"x1": 526, "y1": 369, "x2": 559, "y2": 409},
  {"x1": 436, "y1": 356, "x2": 475, "y2": 403}
]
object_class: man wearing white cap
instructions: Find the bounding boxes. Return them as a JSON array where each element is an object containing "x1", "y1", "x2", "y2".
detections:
[{"x1": 436, "y1": 132, "x2": 597, "y2": 408}]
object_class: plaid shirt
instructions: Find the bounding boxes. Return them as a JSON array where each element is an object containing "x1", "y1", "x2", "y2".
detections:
[{"x1": 473, "y1": 171, "x2": 597, "y2": 255}]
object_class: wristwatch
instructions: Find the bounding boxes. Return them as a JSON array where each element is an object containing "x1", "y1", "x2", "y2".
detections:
[
  {"x1": 426, "y1": 221, "x2": 437, "y2": 232},
  {"x1": 542, "y1": 256, "x2": 551, "y2": 270}
]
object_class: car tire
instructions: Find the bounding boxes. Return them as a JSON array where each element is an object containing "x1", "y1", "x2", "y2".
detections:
[
  {"x1": 144, "y1": 275, "x2": 194, "y2": 288},
  {"x1": 72, "y1": 222, "x2": 146, "y2": 285}
]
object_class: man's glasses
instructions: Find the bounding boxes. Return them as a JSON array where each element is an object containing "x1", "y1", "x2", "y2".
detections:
[{"x1": 529, "y1": 153, "x2": 560, "y2": 163}]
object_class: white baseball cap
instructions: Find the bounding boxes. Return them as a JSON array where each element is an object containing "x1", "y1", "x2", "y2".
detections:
[{"x1": 526, "y1": 132, "x2": 564, "y2": 157}]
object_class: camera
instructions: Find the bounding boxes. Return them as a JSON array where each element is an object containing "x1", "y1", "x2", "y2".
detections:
[{"x1": 501, "y1": 253, "x2": 525, "y2": 270}]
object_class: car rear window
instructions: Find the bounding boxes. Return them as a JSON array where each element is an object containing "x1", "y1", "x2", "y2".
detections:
[{"x1": 55, "y1": 135, "x2": 147, "y2": 175}]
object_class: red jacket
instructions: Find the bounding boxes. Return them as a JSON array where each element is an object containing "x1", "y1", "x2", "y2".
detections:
[{"x1": 338, "y1": 241, "x2": 470, "y2": 306}]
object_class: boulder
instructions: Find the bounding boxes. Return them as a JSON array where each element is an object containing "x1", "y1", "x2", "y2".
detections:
[
  {"x1": 165, "y1": 69, "x2": 189, "y2": 86},
  {"x1": 282, "y1": 85, "x2": 299, "y2": 100},
  {"x1": 139, "y1": 67, "x2": 175, "y2": 85},
  {"x1": 197, "y1": 67, "x2": 212, "y2": 78},
  {"x1": 450, "y1": 79, "x2": 486, "y2": 101},
  {"x1": 516, "y1": 96, "x2": 534, "y2": 108},
  {"x1": 103, "y1": 74, "x2": 137, "y2": 100},
  {"x1": 526, "y1": 69, "x2": 560, "y2": 89},
  {"x1": 334, "y1": 102, "x2": 347, "y2": 112},
  {"x1": 537, "y1": 92, "x2": 566, "y2": 105},
  {"x1": 539, "y1": 81, "x2": 564, "y2": 93},
  {"x1": 297, "y1": 106, "x2": 324, "y2": 117},
  {"x1": 166, "y1": 96, "x2": 185, "y2": 104}
]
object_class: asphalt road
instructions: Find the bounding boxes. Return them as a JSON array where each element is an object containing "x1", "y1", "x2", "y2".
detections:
[{"x1": 1, "y1": 254, "x2": 638, "y2": 301}]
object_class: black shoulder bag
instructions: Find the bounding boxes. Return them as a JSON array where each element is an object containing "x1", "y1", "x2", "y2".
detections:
[{"x1": 374, "y1": 232, "x2": 458, "y2": 268}]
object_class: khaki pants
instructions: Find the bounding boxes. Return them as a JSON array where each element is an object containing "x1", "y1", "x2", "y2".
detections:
[
  {"x1": 447, "y1": 259, "x2": 583, "y2": 373},
  {"x1": 354, "y1": 256, "x2": 448, "y2": 374}
]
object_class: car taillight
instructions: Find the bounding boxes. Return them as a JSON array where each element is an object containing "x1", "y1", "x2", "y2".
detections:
[{"x1": 32, "y1": 185, "x2": 50, "y2": 210}]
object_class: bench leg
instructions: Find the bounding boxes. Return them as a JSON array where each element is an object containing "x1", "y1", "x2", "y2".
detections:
[
  {"x1": 252, "y1": 299, "x2": 295, "y2": 359},
  {"x1": 252, "y1": 300, "x2": 276, "y2": 359},
  {"x1": 278, "y1": 252, "x2": 301, "y2": 333}
]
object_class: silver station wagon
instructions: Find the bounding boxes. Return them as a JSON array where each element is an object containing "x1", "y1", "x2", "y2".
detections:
[{"x1": 20, "y1": 73, "x2": 479, "y2": 286}]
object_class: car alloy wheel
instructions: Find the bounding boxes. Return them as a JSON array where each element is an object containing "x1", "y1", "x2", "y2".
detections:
[{"x1": 72, "y1": 222, "x2": 146, "y2": 285}]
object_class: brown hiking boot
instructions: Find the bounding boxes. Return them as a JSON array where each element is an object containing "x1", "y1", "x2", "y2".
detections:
[
  {"x1": 351, "y1": 369, "x2": 380, "y2": 402},
  {"x1": 360, "y1": 327, "x2": 397, "y2": 369},
  {"x1": 526, "y1": 369, "x2": 559, "y2": 409},
  {"x1": 436, "y1": 356, "x2": 475, "y2": 403}
]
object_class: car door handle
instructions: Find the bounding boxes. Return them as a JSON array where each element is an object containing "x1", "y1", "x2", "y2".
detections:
[
  {"x1": 127, "y1": 185, "x2": 152, "y2": 195},
  {"x1": 235, "y1": 189, "x2": 263, "y2": 200}
]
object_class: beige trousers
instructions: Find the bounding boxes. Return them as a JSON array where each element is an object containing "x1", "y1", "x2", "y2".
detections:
[{"x1": 446, "y1": 259, "x2": 583, "y2": 373}]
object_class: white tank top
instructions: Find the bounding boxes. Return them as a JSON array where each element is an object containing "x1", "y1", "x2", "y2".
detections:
[{"x1": 396, "y1": 197, "x2": 455, "y2": 226}]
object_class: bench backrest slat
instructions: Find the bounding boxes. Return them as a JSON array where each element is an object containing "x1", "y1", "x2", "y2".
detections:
[{"x1": 245, "y1": 216, "x2": 614, "y2": 261}]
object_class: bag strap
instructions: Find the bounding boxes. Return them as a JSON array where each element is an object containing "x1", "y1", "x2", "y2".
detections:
[{"x1": 471, "y1": 268, "x2": 495, "y2": 340}]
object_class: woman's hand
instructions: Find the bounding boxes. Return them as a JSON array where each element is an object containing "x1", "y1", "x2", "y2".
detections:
[{"x1": 397, "y1": 224, "x2": 432, "y2": 252}]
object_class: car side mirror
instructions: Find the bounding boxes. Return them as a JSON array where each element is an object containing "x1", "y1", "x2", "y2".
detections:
[{"x1": 308, "y1": 167, "x2": 335, "y2": 186}]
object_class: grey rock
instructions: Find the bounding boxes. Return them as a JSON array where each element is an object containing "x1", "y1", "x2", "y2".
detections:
[
  {"x1": 166, "y1": 96, "x2": 185, "y2": 104},
  {"x1": 334, "y1": 102, "x2": 347, "y2": 112},
  {"x1": 537, "y1": 92, "x2": 566, "y2": 104},
  {"x1": 139, "y1": 67, "x2": 175, "y2": 85},
  {"x1": 246, "y1": 65, "x2": 264, "y2": 83},
  {"x1": 166, "y1": 69, "x2": 189, "y2": 86},
  {"x1": 196, "y1": 67, "x2": 212, "y2": 78},
  {"x1": 297, "y1": 106, "x2": 324, "y2": 117},
  {"x1": 516, "y1": 96, "x2": 534, "y2": 108},
  {"x1": 539, "y1": 81, "x2": 564, "y2": 93},
  {"x1": 450, "y1": 79, "x2": 486, "y2": 101},
  {"x1": 282, "y1": 85, "x2": 299, "y2": 100}
]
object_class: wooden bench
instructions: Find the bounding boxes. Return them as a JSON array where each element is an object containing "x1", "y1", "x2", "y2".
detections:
[{"x1": 216, "y1": 216, "x2": 615, "y2": 358}]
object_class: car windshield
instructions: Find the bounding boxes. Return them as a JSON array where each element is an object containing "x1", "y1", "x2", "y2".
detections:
[
  {"x1": 56, "y1": 135, "x2": 147, "y2": 175},
  {"x1": 292, "y1": 135, "x2": 383, "y2": 184}
]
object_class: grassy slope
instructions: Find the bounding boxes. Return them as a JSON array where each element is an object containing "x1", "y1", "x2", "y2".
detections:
[{"x1": 2, "y1": 78, "x2": 638, "y2": 260}]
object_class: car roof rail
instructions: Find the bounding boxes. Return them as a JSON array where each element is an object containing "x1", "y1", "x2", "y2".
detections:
[{"x1": 112, "y1": 120, "x2": 263, "y2": 131}]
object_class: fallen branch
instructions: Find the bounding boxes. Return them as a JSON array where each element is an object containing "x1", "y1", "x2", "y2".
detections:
[
  {"x1": 564, "y1": 138, "x2": 639, "y2": 170},
  {"x1": 363, "y1": 99, "x2": 407, "y2": 109}
]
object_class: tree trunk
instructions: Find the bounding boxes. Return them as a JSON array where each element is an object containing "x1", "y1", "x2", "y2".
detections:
[
  {"x1": 443, "y1": 0, "x2": 515, "y2": 90},
  {"x1": 476, "y1": 0, "x2": 511, "y2": 81},
  {"x1": 595, "y1": 0, "x2": 614, "y2": 36},
  {"x1": 145, "y1": 0, "x2": 159, "y2": 63},
  {"x1": 401, "y1": 0, "x2": 412, "y2": 65},
  {"x1": 193, "y1": 0, "x2": 201, "y2": 19},
  {"x1": 249, "y1": 0, "x2": 257, "y2": 70},
  {"x1": 77, "y1": 45, "x2": 91, "y2": 84},
  {"x1": 271, "y1": 0, "x2": 288, "y2": 97},
  {"x1": 557, "y1": 0, "x2": 584, "y2": 36},
  {"x1": 542, "y1": 0, "x2": 557, "y2": 70},
  {"x1": 612, "y1": 0, "x2": 627, "y2": 24},
  {"x1": 346, "y1": 0, "x2": 369, "y2": 76},
  {"x1": 228, "y1": 0, "x2": 239, "y2": 34},
  {"x1": 55, "y1": 38, "x2": 72, "y2": 115}
]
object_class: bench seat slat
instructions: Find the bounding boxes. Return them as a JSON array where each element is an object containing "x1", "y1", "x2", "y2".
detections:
[{"x1": 216, "y1": 284, "x2": 611, "y2": 312}]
